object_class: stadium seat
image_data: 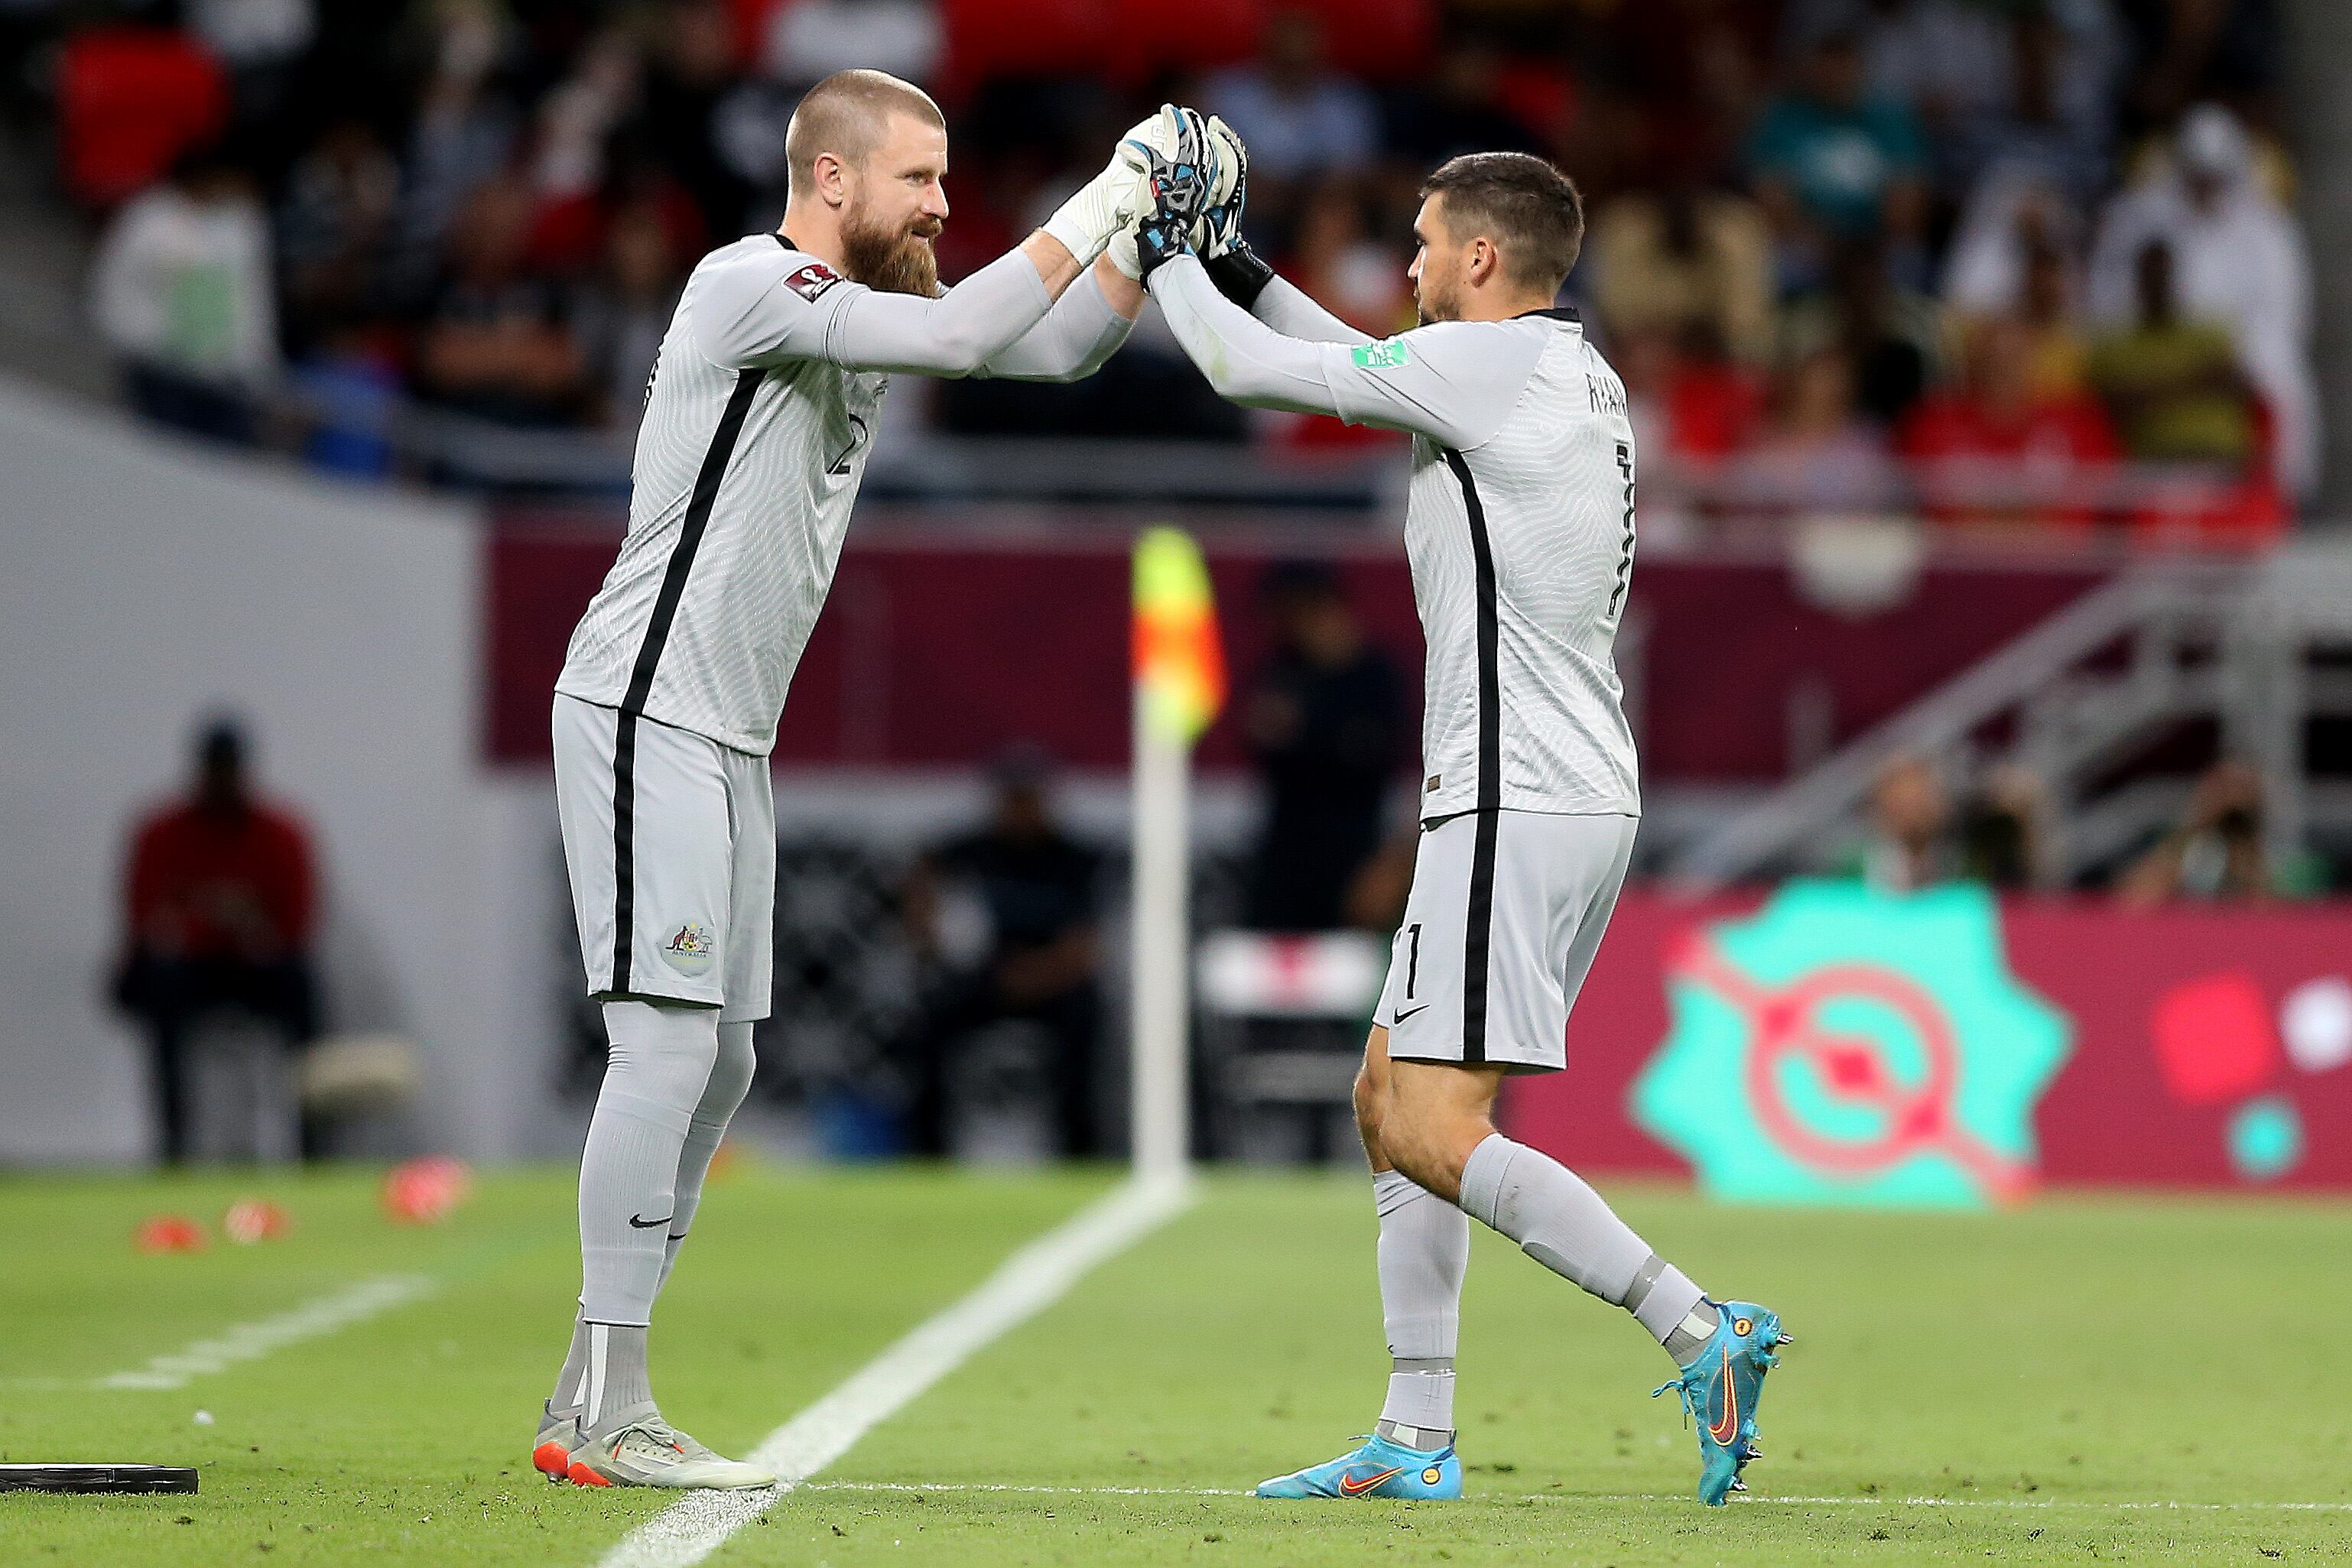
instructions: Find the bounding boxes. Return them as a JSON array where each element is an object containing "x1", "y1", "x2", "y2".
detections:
[
  {"x1": 1105, "y1": 0, "x2": 1264, "y2": 84},
  {"x1": 729, "y1": 0, "x2": 791, "y2": 67},
  {"x1": 939, "y1": 0, "x2": 1116, "y2": 97},
  {"x1": 54, "y1": 26, "x2": 228, "y2": 210},
  {"x1": 1287, "y1": 0, "x2": 1431, "y2": 82}
]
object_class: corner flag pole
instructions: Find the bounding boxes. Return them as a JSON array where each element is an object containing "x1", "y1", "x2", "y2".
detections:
[{"x1": 1129, "y1": 528, "x2": 1224, "y2": 1180}]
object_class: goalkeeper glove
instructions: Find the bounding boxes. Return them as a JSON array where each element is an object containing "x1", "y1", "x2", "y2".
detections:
[
  {"x1": 1132, "y1": 105, "x2": 1216, "y2": 281},
  {"x1": 1043, "y1": 105, "x2": 1178, "y2": 265},
  {"x1": 1197, "y1": 115, "x2": 1273, "y2": 308}
]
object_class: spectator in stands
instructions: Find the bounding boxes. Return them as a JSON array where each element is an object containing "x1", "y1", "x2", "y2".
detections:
[
  {"x1": 2115, "y1": 0, "x2": 2279, "y2": 134},
  {"x1": 762, "y1": 0, "x2": 941, "y2": 89},
  {"x1": 414, "y1": 170, "x2": 585, "y2": 425},
  {"x1": 1842, "y1": 751, "x2": 1954, "y2": 892},
  {"x1": 2086, "y1": 239, "x2": 2258, "y2": 473},
  {"x1": 1801, "y1": 235, "x2": 1937, "y2": 425},
  {"x1": 394, "y1": 3, "x2": 522, "y2": 295},
  {"x1": 1942, "y1": 172, "x2": 2090, "y2": 396},
  {"x1": 1744, "y1": 27, "x2": 1928, "y2": 294},
  {"x1": 2014, "y1": 226, "x2": 2090, "y2": 401},
  {"x1": 1242, "y1": 563, "x2": 1405, "y2": 933},
  {"x1": 898, "y1": 749, "x2": 1103, "y2": 1158},
  {"x1": 1590, "y1": 176, "x2": 1775, "y2": 367},
  {"x1": 1202, "y1": 8, "x2": 1379, "y2": 189},
  {"x1": 1900, "y1": 316, "x2": 2118, "y2": 528},
  {"x1": 2116, "y1": 758, "x2": 2295, "y2": 905},
  {"x1": 277, "y1": 115, "x2": 401, "y2": 355},
  {"x1": 1797, "y1": 0, "x2": 2009, "y2": 193},
  {"x1": 1382, "y1": 37, "x2": 1548, "y2": 171},
  {"x1": 111, "y1": 717, "x2": 320, "y2": 1165},
  {"x1": 2087, "y1": 104, "x2": 2314, "y2": 495},
  {"x1": 1722, "y1": 343, "x2": 1903, "y2": 515},
  {"x1": 1957, "y1": 760, "x2": 2051, "y2": 889},
  {"x1": 1948, "y1": 4, "x2": 2113, "y2": 207},
  {"x1": 1619, "y1": 323, "x2": 1766, "y2": 469},
  {"x1": 90, "y1": 143, "x2": 278, "y2": 446},
  {"x1": 575, "y1": 193, "x2": 688, "y2": 430},
  {"x1": 1601, "y1": 0, "x2": 1775, "y2": 188},
  {"x1": 1284, "y1": 181, "x2": 1411, "y2": 337},
  {"x1": 643, "y1": 0, "x2": 758, "y2": 242},
  {"x1": 525, "y1": 28, "x2": 642, "y2": 215},
  {"x1": 189, "y1": 0, "x2": 316, "y2": 148}
]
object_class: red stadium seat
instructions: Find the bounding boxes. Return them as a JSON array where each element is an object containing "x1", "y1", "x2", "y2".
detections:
[
  {"x1": 939, "y1": 0, "x2": 1116, "y2": 96},
  {"x1": 729, "y1": 0, "x2": 791, "y2": 67},
  {"x1": 54, "y1": 26, "x2": 228, "y2": 210},
  {"x1": 1106, "y1": 0, "x2": 1264, "y2": 84},
  {"x1": 1285, "y1": 0, "x2": 1431, "y2": 82}
]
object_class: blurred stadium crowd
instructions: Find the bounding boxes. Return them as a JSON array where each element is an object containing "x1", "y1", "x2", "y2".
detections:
[{"x1": 3, "y1": 0, "x2": 2312, "y2": 534}]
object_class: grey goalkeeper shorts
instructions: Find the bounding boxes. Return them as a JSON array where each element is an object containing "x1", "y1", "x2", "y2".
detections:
[{"x1": 1375, "y1": 809, "x2": 1637, "y2": 1074}]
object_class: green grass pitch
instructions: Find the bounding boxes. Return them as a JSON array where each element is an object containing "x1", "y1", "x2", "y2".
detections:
[{"x1": 3, "y1": 1162, "x2": 2349, "y2": 1566}]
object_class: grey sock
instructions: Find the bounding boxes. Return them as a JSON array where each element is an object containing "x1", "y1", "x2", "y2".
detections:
[
  {"x1": 577, "y1": 1001, "x2": 720, "y2": 1323},
  {"x1": 550, "y1": 1316, "x2": 593, "y2": 1413},
  {"x1": 1627, "y1": 1255, "x2": 1718, "y2": 1362},
  {"x1": 1372, "y1": 1170, "x2": 1466, "y2": 1446},
  {"x1": 1458, "y1": 1134, "x2": 1704, "y2": 1363},
  {"x1": 578, "y1": 1322, "x2": 652, "y2": 1431},
  {"x1": 655, "y1": 1021, "x2": 756, "y2": 1298}
]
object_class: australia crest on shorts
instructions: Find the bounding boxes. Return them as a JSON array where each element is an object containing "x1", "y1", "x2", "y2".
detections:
[{"x1": 658, "y1": 920, "x2": 718, "y2": 978}]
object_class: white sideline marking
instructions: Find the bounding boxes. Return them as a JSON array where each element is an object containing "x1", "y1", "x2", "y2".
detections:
[
  {"x1": 596, "y1": 1175, "x2": 1194, "y2": 1568},
  {"x1": 795, "y1": 1481, "x2": 2352, "y2": 1514},
  {"x1": 96, "y1": 1274, "x2": 438, "y2": 1391}
]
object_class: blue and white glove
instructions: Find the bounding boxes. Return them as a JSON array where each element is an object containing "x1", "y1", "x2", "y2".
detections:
[
  {"x1": 1132, "y1": 106, "x2": 1217, "y2": 282},
  {"x1": 1044, "y1": 106, "x2": 1180, "y2": 265},
  {"x1": 1197, "y1": 114, "x2": 1273, "y2": 307}
]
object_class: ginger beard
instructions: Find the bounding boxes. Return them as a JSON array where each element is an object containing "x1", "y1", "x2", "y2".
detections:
[{"x1": 842, "y1": 202, "x2": 941, "y2": 297}]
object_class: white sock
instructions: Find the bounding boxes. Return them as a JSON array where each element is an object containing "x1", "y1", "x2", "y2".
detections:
[
  {"x1": 655, "y1": 1021, "x2": 756, "y2": 1297},
  {"x1": 1457, "y1": 1133, "x2": 1710, "y2": 1363},
  {"x1": 1371, "y1": 1169, "x2": 1464, "y2": 1450}
]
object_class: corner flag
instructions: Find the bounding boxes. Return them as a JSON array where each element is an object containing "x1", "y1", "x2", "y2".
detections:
[{"x1": 1132, "y1": 526, "x2": 1225, "y2": 746}]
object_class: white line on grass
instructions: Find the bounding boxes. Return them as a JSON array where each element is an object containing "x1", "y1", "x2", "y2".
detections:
[
  {"x1": 96, "y1": 1274, "x2": 438, "y2": 1391},
  {"x1": 795, "y1": 1481, "x2": 2352, "y2": 1513},
  {"x1": 596, "y1": 1174, "x2": 1194, "y2": 1568}
]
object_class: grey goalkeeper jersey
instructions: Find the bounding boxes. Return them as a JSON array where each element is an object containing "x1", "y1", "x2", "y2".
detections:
[
  {"x1": 1151, "y1": 259, "x2": 1640, "y2": 820},
  {"x1": 559, "y1": 234, "x2": 1131, "y2": 755}
]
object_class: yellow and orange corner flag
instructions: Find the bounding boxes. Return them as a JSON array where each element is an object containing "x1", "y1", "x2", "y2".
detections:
[{"x1": 1131, "y1": 526, "x2": 1225, "y2": 746}]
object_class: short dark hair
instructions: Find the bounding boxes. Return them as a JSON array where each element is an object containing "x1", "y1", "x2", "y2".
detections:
[{"x1": 1419, "y1": 152, "x2": 1585, "y2": 294}]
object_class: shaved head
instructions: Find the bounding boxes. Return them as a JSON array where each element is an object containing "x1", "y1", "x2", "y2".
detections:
[{"x1": 785, "y1": 69, "x2": 945, "y2": 198}]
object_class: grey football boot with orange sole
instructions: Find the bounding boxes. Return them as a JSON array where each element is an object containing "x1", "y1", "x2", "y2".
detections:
[{"x1": 560, "y1": 1402, "x2": 775, "y2": 1489}]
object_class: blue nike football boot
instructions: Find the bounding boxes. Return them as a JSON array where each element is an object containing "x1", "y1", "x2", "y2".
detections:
[
  {"x1": 1652, "y1": 1299, "x2": 1791, "y2": 1505},
  {"x1": 1254, "y1": 1433, "x2": 1463, "y2": 1500}
]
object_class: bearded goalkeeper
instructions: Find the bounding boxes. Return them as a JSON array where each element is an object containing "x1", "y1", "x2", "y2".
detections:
[{"x1": 534, "y1": 75, "x2": 1201, "y2": 1491}]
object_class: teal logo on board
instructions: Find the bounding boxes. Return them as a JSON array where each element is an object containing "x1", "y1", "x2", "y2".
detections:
[{"x1": 1631, "y1": 881, "x2": 2070, "y2": 1209}]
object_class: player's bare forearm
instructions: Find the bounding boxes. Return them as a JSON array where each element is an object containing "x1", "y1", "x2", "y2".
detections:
[
  {"x1": 1093, "y1": 252, "x2": 1145, "y2": 320},
  {"x1": 1019, "y1": 231, "x2": 1086, "y2": 300}
]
